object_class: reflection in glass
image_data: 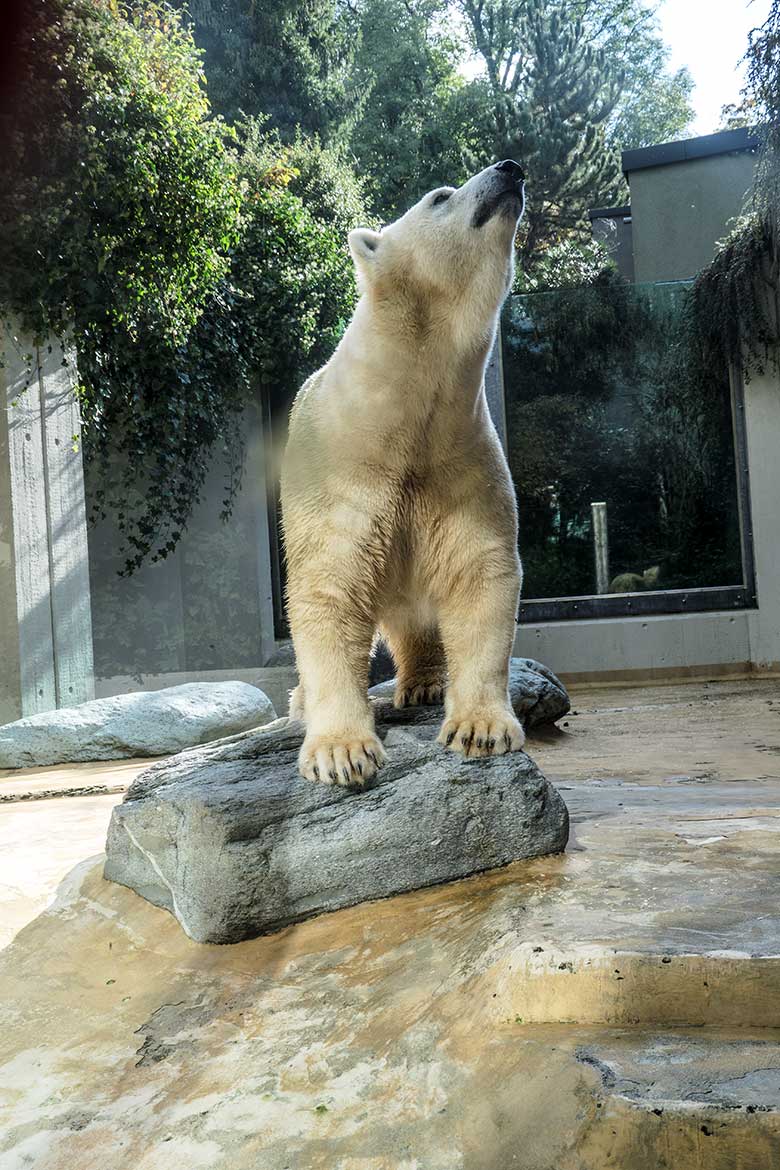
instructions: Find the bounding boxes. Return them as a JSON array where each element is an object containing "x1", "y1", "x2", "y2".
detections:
[{"x1": 502, "y1": 279, "x2": 743, "y2": 600}]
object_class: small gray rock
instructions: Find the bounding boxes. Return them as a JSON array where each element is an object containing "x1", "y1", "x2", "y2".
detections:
[
  {"x1": 368, "y1": 656, "x2": 570, "y2": 728},
  {"x1": 0, "y1": 683, "x2": 277, "y2": 769},
  {"x1": 104, "y1": 703, "x2": 569, "y2": 944}
]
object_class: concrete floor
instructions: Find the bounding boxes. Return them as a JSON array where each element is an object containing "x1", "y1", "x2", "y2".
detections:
[
  {"x1": 1, "y1": 677, "x2": 780, "y2": 1167},
  {"x1": 0, "y1": 759, "x2": 151, "y2": 949}
]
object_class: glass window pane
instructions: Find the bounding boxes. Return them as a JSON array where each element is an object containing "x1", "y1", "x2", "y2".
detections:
[{"x1": 502, "y1": 280, "x2": 744, "y2": 601}]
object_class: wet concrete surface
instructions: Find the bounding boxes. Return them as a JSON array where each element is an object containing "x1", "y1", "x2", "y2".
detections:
[{"x1": 1, "y1": 676, "x2": 780, "y2": 1167}]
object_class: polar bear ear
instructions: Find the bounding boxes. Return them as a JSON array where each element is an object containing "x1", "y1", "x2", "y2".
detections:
[{"x1": 348, "y1": 228, "x2": 382, "y2": 274}]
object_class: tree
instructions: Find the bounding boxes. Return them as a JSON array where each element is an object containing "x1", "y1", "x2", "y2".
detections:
[
  {"x1": 0, "y1": 0, "x2": 240, "y2": 348},
  {"x1": 345, "y1": 0, "x2": 492, "y2": 219},
  {"x1": 171, "y1": 0, "x2": 693, "y2": 257},
  {"x1": 244, "y1": 118, "x2": 373, "y2": 235},
  {"x1": 81, "y1": 131, "x2": 360, "y2": 574},
  {"x1": 570, "y1": 0, "x2": 694, "y2": 150},
  {"x1": 608, "y1": 59, "x2": 692, "y2": 150},
  {"x1": 746, "y1": 0, "x2": 780, "y2": 217},
  {"x1": 457, "y1": 0, "x2": 624, "y2": 267},
  {"x1": 172, "y1": 0, "x2": 358, "y2": 137},
  {"x1": 719, "y1": 102, "x2": 753, "y2": 131}
]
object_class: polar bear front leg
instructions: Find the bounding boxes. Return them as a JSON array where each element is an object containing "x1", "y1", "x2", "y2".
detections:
[
  {"x1": 289, "y1": 599, "x2": 386, "y2": 786},
  {"x1": 435, "y1": 562, "x2": 524, "y2": 759}
]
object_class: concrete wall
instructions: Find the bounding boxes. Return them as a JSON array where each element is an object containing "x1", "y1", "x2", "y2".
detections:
[
  {"x1": 87, "y1": 402, "x2": 276, "y2": 685},
  {"x1": 0, "y1": 327, "x2": 94, "y2": 723},
  {"x1": 0, "y1": 329, "x2": 278, "y2": 719},
  {"x1": 93, "y1": 350, "x2": 780, "y2": 695},
  {"x1": 0, "y1": 357, "x2": 25, "y2": 723},
  {"x1": 514, "y1": 610, "x2": 752, "y2": 685},
  {"x1": 629, "y1": 150, "x2": 756, "y2": 283}
]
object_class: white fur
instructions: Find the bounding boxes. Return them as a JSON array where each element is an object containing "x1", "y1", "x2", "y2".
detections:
[{"x1": 281, "y1": 163, "x2": 526, "y2": 784}]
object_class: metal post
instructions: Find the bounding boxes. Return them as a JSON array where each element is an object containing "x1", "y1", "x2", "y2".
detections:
[{"x1": 591, "y1": 501, "x2": 610, "y2": 595}]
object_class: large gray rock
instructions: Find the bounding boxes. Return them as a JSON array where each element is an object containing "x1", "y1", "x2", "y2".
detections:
[
  {"x1": 104, "y1": 696, "x2": 569, "y2": 944},
  {"x1": 368, "y1": 656, "x2": 570, "y2": 727},
  {"x1": 0, "y1": 682, "x2": 277, "y2": 769}
]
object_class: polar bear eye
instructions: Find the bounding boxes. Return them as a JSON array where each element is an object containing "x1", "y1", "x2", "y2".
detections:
[{"x1": 431, "y1": 191, "x2": 452, "y2": 207}]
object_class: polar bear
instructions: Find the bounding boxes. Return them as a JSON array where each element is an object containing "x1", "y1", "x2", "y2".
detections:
[{"x1": 281, "y1": 159, "x2": 526, "y2": 784}]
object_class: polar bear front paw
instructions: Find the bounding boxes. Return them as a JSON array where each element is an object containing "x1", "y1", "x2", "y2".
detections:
[
  {"x1": 437, "y1": 709, "x2": 525, "y2": 759},
  {"x1": 298, "y1": 732, "x2": 387, "y2": 786}
]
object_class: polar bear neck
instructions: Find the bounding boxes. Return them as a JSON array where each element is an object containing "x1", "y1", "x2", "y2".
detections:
[
  {"x1": 368, "y1": 261, "x2": 507, "y2": 349},
  {"x1": 336, "y1": 277, "x2": 503, "y2": 397},
  {"x1": 332, "y1": 302, "x2": 492, "y2": 420}
]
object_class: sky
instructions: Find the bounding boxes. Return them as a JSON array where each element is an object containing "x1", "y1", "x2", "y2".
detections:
[{"x1": 658, "y1": 0, "x2": 771, "y2": 135}]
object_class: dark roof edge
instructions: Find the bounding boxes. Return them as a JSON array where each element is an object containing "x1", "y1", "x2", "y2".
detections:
[
  {"x1": 588, "y1": 205, "x2": 631, "y2": 220},
  {"x1": 622, "y1": 127, "x2": 760, "y2": 175}
]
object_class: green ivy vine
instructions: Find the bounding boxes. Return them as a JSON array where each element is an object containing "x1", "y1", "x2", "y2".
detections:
[{"x1": 0, "y1": 0, "x2": 358, "y2": 572}]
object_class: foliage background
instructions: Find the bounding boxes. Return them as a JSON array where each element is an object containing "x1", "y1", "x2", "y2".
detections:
[
  {"x1": 174, "y1": 0, "x2": 695, "y2": 273},
  {"x1": 2, "y1": 0, "x2": 752, "y2": 674},
  {"x1": 1, "y1": 0, "x2": 699, "y2": 556},
  {"x1": 1, "y1": 0, "x2": 361, "y2": 576},
  {"x1": 689, "y1": 0, "x2": 780, "y2": 382}
]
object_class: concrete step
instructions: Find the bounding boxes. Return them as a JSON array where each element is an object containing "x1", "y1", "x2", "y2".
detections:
[
  {"x1": 454, "y1": 773, "x2": 780, "y2": 1028},
  {"x1": 532, "y1": 1026, "x2": 780, "y2": 1169},
  {"x1": 491, "y1": 947, "x2": 780, "y2": 1028},
  {"x1": 3, "y1": 861, "x2": 780, "y2": 1167}
]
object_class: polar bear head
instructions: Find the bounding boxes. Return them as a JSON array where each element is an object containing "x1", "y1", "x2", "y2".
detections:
[{"x1": 348, "y1": 161, "x2": 525, "y2": 345}]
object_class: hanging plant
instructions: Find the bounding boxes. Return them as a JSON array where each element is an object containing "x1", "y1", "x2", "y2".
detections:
[
  {"x1": 689, "y1": 1, "x2": 780, "y2": 380},
  {"x1": 0, "y1": 1, "x2": 358, "y2": 572}
]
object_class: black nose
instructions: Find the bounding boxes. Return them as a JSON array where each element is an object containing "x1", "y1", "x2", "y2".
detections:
[{"x1": 495, "y1": 159, "x2": 525, "y2": 182}]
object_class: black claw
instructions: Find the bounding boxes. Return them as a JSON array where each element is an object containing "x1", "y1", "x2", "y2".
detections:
[
  {"x1": 504, "y1": 732, "x2": 512, "y2": 750},
  {"x1": 313, "y1": 765, "x2": 319, "y2": 779},
  {"x1": 476, "y1": 737, "x2": 483, "y2": 748},
  {"x1": 329, "y1": 769, "x2": 338, "y2": 781},
  {"x1": 357, "y1": 761, "x2": 363, "y2": 776},
  {"x1": 342, "y1": 767, "x2": 351, "y2": 783},
  {"x1": 445, "y1": 730, "x2": 456, "y2": 746},
  {"x1": 367, "y1": 750, "x2": 377, "y2": 766},
  {"x1": 487, "y1": 737, "x2": 495, "y2": 751}
]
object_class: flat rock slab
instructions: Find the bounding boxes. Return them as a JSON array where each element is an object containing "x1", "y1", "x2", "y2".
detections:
[
  {"x1": 0, "y1": 682, "x2": 276, "y2": 769},
  {"x1": 368, "y1": 656, "x2": 571, "y2": 727},
  {"x1": 105, "y1": 687, "x2": 570, "y2": 942}
]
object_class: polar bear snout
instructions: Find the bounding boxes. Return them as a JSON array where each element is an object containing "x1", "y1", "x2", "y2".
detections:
[
  {"x1": 470, "y1": 161, "x2": 526, "y2": 230},
  {"x1": 494, "y1": 158, "x2": 525, "y2": 184}
]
